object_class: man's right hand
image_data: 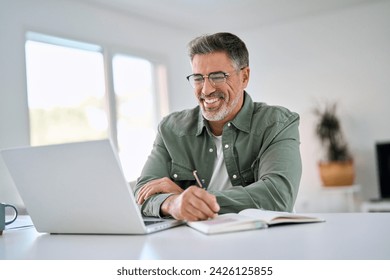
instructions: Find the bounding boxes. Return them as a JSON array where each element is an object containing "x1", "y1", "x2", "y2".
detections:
[
  {"x1": 136, "y1": 177, "x2": 183, "y2": 204},
  {"x1": 161, "y1": 186, "x2": 220, "y2": 221}
]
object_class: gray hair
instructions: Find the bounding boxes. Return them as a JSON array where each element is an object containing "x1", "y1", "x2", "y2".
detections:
[{"x1": 187, "y1": 32, "x2": 249, "y2": 70}]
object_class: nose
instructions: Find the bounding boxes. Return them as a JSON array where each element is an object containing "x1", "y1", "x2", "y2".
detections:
[{"x1": 201, "y1": 77, "x2": 215, "y2": 96}]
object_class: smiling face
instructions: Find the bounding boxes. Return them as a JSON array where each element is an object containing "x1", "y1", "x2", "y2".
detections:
[{"x1": 191, "y1": 52, "x2": 250, "y2": 133}]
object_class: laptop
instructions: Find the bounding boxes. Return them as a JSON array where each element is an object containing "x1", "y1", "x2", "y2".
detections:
[{"x1": 1, "y1": 139, "x2": 183, "y2": 234}]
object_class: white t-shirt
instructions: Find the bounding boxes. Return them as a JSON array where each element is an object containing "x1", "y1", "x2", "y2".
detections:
[{"x1": 207, "y1": 135, "x2": 234, "y2": 191}]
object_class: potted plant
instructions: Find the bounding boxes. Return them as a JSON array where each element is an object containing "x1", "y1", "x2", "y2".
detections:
[{"x1": 314, "y1": 102, "x2": 355, "y2": 186}]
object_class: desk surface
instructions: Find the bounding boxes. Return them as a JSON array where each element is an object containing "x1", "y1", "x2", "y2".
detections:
[{"x1": 1, "y1": 213, "x2": 389, "y2": 260}]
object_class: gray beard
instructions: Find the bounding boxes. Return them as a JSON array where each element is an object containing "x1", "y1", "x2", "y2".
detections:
[{"x1": 200, "y1": 92, "x2": 241, "y2": 122}]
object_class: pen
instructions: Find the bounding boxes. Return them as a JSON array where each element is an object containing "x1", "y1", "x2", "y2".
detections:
[
  {"x1": 193, "y1": 170, "x2": 218, "y2": 217},
  {"x1": 193, "y1": 170, "x2": 204, "y2": 189}
]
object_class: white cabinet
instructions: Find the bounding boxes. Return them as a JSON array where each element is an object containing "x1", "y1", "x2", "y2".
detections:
[{"x1": 320, "y1": 185, "x2": 361, "y2": 212}]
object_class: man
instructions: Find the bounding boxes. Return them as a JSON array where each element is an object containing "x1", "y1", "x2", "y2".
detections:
[{"x1": 135, "y1": 32, "x2": 301, "y2": 221}]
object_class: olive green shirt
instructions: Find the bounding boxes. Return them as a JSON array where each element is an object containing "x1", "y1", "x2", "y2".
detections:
[{"x1": 135, "y1": 92, "x2": 302, "y2": 217}]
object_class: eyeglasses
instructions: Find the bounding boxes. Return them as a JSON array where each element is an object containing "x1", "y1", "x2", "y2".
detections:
[{"x1": 186, "y1": 71, "x2": 230, "y2": 89}]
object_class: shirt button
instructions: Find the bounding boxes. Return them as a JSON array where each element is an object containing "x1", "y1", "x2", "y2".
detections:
[
  {"x1": 209, "y1": 148, "x2": 213, "y2": 152},
  {"x1": 224, "y1": 144, "x2": 229, "y2": 149},
  {"x1": 233, "y1": 174, "x2": 237, "y2": 179},
  {"x1": 228, "y1": 123, "x2": 231, "y2": 127},
  {"x1": 173, "y1": 174, "x2": 178, "y2": 178}
]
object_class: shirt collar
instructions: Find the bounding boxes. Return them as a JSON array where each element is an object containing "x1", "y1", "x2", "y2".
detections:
[
  {"x1": 196, "y1": 91, "x2": 254, "y2": 136},
  {"x1": 230, "y1": 91, "x2": 253, "y2": 133}
]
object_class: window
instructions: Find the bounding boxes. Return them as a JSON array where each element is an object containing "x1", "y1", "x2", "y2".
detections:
[
  {"x1": 25, "y1": 36, "x2": 108, "y2": 145},
  {"x1": 25, "y1": 32, "x2": 166, "y2": 181},
  {"x1": 112, "y1": 54, "x2": 157, "y2": 180}
]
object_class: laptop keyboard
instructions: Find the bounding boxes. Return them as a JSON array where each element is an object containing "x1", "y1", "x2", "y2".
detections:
[{"x1": 144, "y1": 220, "x2": 165, "y2": 226}]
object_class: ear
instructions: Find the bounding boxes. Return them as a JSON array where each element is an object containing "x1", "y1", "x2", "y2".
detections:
[{"x1": 241, "y1": 67, "x2": 250, "y2": 88}]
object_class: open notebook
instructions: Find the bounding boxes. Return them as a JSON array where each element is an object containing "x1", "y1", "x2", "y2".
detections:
[{"x1": 187, "y1": 209, "x2": 324, "y2": 235}]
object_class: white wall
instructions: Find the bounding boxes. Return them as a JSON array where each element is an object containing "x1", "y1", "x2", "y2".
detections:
[
  {"x1": 241, "y1": 0, "x2": 390, "y2": 211},
  {"x1": 1, "y1": 0, "x2": 389, "y2": 212}
]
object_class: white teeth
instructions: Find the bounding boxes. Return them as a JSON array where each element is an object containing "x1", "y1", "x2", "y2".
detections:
[{"x1": 204, "y1": 98, "x2": 219, "y2": 104}]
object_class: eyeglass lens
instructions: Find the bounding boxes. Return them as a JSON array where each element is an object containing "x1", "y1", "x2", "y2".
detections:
[{"x1": 188, "y1": 72, "x2": 227, "y2": 88}]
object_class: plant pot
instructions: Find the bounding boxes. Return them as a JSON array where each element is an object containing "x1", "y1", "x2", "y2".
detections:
[{"x1": 318, "y1": 160, "x2": 355, "y2": 187}]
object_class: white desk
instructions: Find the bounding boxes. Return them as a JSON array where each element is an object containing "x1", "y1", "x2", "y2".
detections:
[{"x1": 1, "y1": 213, "x2": 390, "y2": 260}]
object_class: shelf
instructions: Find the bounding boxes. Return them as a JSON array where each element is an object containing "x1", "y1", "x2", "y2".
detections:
[{"x1": 361, "y1": 200, "x2": 390, "y2": 212}]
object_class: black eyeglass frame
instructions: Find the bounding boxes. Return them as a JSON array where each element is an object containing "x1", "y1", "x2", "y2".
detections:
[
  {"x1": 186, "y1": 67, "x2": 247, "y2": 88},
  {"x1": 186, "y1": 71, "x2": 231, "y2": 89}
]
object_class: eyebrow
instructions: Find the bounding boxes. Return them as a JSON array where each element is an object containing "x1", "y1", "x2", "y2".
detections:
[{"x1": 191, "y1": 71, "x2": 227, "y2": 76}]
